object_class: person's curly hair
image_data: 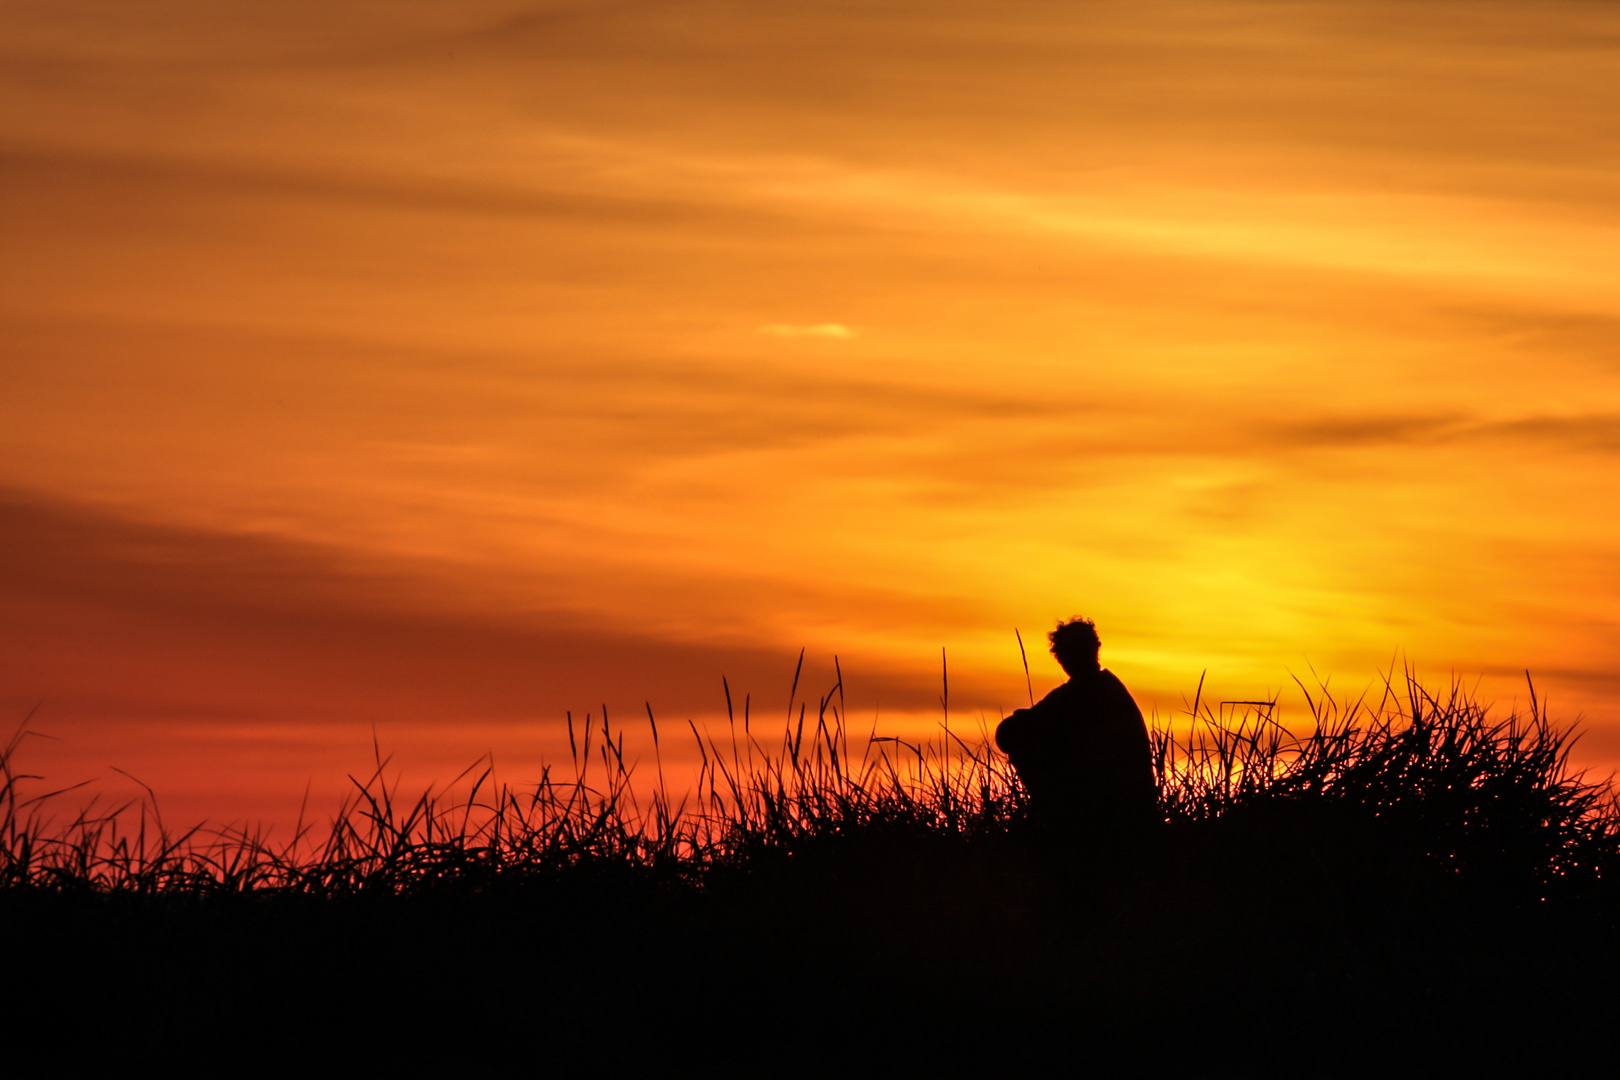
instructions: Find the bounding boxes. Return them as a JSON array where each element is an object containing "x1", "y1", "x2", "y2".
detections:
[{"x1": 1048, "y1": 617, "x2": 1101, "y2": 673}]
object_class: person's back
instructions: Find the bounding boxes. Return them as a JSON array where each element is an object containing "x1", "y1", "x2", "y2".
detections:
[{"x1": 995, "y1": 619, "x2": 1158, "y2": 836}]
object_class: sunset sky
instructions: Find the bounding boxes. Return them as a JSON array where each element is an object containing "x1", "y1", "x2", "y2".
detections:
[{"x1": 3, "y1": 0, "x2": 1619, "y2": 827}]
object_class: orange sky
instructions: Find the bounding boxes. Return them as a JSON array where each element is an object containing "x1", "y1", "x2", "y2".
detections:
[{"x1": 3, "y1": 1, "x2": 1619, "y2": 829}]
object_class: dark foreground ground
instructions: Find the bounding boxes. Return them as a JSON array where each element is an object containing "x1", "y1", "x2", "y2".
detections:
[{"x1": 7, "y1": 820, "x2": 1617, "y2": 1077}]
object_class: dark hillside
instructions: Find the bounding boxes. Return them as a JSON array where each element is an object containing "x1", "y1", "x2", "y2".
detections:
[{"x1": 4, "y1": 674, "x2": 1618, "y2": 1074}]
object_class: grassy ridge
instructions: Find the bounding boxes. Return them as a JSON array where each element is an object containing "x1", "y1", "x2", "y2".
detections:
[
  {"x1": 3, "y1": 669, "x2": 1612, "y2": 899},
  {"x1": 3, "y1": 669, "x2": 1617, "y2": 1071}
]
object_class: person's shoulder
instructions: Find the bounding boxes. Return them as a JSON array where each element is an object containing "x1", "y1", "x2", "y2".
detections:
[
  {"x1": 1099, "y1": 669, "x2": 1144, "y2": 709},
  {"x1": 1035, "y1": 680, "x2": 1080, "y2": 707}
]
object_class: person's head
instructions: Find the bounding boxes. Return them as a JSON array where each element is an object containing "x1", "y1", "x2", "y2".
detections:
[{"x1": 1048, "y1": 617, "x2": 1101, "y2": 676}]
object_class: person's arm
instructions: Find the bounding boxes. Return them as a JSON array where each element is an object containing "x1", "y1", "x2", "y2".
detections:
[
  {"x1": 995, "y1": 708, "x2": 1033, "y2": 754},
  {"x1": 999, "y1": 683, "x2": 1072, "y2": 755}
]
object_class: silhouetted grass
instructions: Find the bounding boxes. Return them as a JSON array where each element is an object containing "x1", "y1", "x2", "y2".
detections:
[
  {"x1": 0, "y1": 665, "x2": 1021, "y2": 895},
  {"x1": 1156, "y1": 671, "x2": 1619, "y2": 902},
  {"x1": 3, "y1": 667, "x2": 1617, "y2": 1072},
  {"x1": 3, "y1": 667, "x2": 1612, "y2": 901}
]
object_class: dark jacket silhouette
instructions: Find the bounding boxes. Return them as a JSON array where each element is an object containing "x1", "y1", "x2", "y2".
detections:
[{"x1": 996, "y1": 668, "x2": 1158, "y2": 833}]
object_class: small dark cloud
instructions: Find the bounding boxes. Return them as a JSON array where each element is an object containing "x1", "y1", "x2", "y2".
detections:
[
  {"x1": 0, "y1": 143, "x2": 793, "y2": 233},
  {"x1": 1475, "y1": 414, "x2": 1620, "y2": 455},
  {"x1": 584, "y1": 362, "x2": 1094, "y2": 459},
  {"x1": 1244, "y1": 410, "x2": 1620, "y2": 457},
  {"x1": 1447, "y1": 304, "x2": 1620, "y2": 371},
  {"x1": 1261, "y1": 413, "x2": 1466, "y2": 450}
]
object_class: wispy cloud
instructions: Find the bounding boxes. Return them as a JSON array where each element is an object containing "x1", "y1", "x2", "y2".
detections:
[{"x1": 757, "y1": 323, "x2": 856, "y2": 339}]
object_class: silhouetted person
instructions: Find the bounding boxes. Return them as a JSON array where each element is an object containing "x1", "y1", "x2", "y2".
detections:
[{"x1": 996, "y1": 618, "x2": 1158, "y2": 838}]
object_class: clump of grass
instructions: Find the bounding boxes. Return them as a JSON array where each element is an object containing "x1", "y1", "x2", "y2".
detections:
[
  {"x1": 1155, "y1": 669, "x2": 1619, "y2": 899},
  {"x1": 0, "y1": 665, "x2": 1025, "y2": 896},
  {"x1": 0, "y1": 665, "x2": 1614, "y2": 904}
]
